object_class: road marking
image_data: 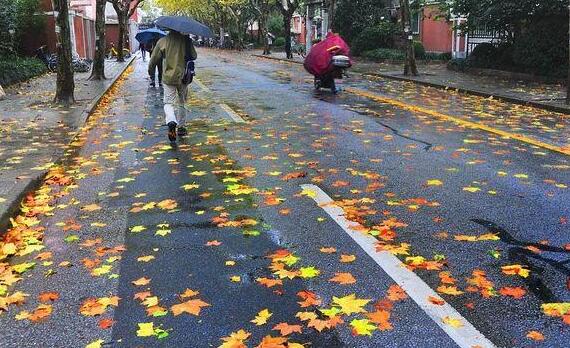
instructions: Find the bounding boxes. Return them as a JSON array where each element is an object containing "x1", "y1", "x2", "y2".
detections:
[
  {"x1": 219, "y1": 103, "x2": 246, "y2": 123},
  {"x1": 344, "y1": 87, "x2": 570, "y2": 156},
  {"x1": 194, "y1": 79, "x2": 211, "y2": 92},
  {"x1": 301, "y1": 183, "x2": 497, "y2": 348}
]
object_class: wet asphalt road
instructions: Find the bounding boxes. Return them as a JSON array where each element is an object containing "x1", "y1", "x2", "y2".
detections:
[{"x1": 0, "y1": 50, "x2": 568, "y2": 348}]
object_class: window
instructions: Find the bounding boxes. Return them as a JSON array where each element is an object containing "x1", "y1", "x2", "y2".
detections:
[{"x1": 411, "y1": 11, "x2": 420, "y2": 34}]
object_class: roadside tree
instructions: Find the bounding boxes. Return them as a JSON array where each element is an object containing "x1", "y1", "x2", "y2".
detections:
[
  {"x1": 90, "y1": 0, "x2": 107, "y2": 80},
  {"x1": 107, "y1": 0, "x2": 145, "y2": 62},
  {"x1": 53, "y1": 0, "x2": 75, "y2": 105}
]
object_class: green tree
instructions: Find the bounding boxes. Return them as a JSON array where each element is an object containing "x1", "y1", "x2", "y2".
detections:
[
  {"x1": 334, "y1": 0, "x2": 389, "y2": 45},
  {"x1": 250, "y1": 0, "x2": 276, "y2": 55}
]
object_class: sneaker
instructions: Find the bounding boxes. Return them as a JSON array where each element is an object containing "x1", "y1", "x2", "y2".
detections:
[
  {"x1": 150, "y1": 81, "x2": 156, "y2": 88},
  {"x1": 167, "y1": 121, "x2": 177, "y2": 142},
  {"x1": 177, "y1": 126, "x2": 188, "y2": 136}
]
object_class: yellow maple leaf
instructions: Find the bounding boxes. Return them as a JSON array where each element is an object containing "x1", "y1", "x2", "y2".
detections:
[
  {"x1": 85, "y1": 339, "x2": 104, "y2": 348},
  {"x1": 251, "y1": 308, "x2": 272, "y2": 326},
  {"x1": 350, "y1": 318, "x2": 377, "y2": 336},
  {"x1": 442, "y1": 316, "x2": 464, "y2": 328},
  {"x1": 332, "y1": 294, "x2": 370, "y2": 315},
  {"x1": 426, "y1": 179, "x2": 443, "y2": 186},
  {"x1": 136, "y1": 322, "x2": 155, "y2": 337},
  {"x1": 129, "y1": 225, "x2": 146, "y2": 233}
]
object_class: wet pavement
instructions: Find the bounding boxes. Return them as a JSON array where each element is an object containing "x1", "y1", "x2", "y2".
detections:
[{"x1": 0, "y1": 49, "x2": 568, "y2": 348}]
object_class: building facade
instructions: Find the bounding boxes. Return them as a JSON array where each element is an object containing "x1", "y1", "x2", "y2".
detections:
[{"x1": 23, "y1": 0, "x2": 141, "y2": 59}]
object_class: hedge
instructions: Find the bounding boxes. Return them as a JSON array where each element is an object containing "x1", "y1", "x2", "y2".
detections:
[
  {"x1": 361, "y1": 43, "x2": 450, "y2": 62},
  {"x1": 0, "y1": 56, "x2": 47, "y2": 86}
]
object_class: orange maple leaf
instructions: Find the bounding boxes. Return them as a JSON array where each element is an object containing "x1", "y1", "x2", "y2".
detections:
[
  {"x1": 499, "y1": 287, "x2": 526, "y2": 299},
  {"x1": 132, "y1": 277, "x2": 151, "y2": 286},
  {"x1": 526, "y1": 330, "x2": 545, "y2": 341},
  {"x1": 329, "y1": 272, "x2": 357, "y2": 285},
  {"x1": 387, "y1": 285, "x2": 407, "y2": 302},
  {"x1": 272, "y1": 322, "x2": 302, "y2": 336},
  {"x1": 171, "y1": 299, "x2": 210, "y2": 316},
  {"x1": 366, "y1": 310, "x2": 393, "y2": 331},
  {"x1": 38, "y1": 292, "x2": 59, "y2": 303},
  {"x1": 255, "y1": 335, "x2": 288, "y2": 348},
  {"x1": 257, "y1": 277, "x2": 283, "y2": 288},
  {"x1": 180, "y1": 289, "x2": 200, "y2": 298},
  {"x1": 297, "y1": 291, "x2": 321, "y2": 307},
  {"x1": 98, "y1": 318, "x2": 114, "y2": 329}
]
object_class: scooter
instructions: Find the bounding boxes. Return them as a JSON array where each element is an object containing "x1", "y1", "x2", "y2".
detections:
[{"x1": 314, "y1": 53, "x2": 351, "y2": 93}]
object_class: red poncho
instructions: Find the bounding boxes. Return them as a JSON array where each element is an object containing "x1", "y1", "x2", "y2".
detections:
[{"x1": 304, "y1": 32, "x2": 352, "y2": 77}]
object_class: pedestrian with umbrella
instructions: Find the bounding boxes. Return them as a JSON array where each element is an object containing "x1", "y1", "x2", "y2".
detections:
[
  {"x1": 136, "y1": 28, "x2": 167, "y2": 87},
  {"x1": 149, "y1": 16, "x2": 212, "y2": 142}
]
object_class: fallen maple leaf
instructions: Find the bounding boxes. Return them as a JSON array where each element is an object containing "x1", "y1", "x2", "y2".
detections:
[
  {"x1": 333, "y1": 294, "x2": 370, "y2": 315},
  {"x1": 272, "y1": 322, "x2": 302, "y2": 336},
  {"x1": 526, "y1": 330, "x2": 545, "y2": 341},
  {"x1": 366, "y1": 309, "x2": 393, "y2": 331},
  {"x1": 340, "y1": 254, "x2": 356, "y2": 263},
  {"x1": 171, "y1": 299, "x2": 210, "y2": 316},
  {"x1": 132, "y1": 277, "x2": 151, "y2": 286},
  {"x1": 251, "y1": 308, "x2": 272, "y2": 326},
  {"x1": 257, "y1": 277, "x2": 283, "y2": 288},
  {"x1": 329, "y1": 272, "x2": 356, "y2": 285},
  {"x1": 38, "y1": 292, "x2": 59, "y2": 303},
  {"x1": 255, "y1": 335, "x2": 287, "y2": 348},
  {"x1": 206, "y1": 240, "x2": 222, "y2": 246},
  {"x1": 387, "y1": 285, "x2": 408, "y2": 301},
  {"x1": 499, "y1": 287, "x2": 526, "y2": 299},
  {"x1": 428, "y1": 296, "x2": 445, "y2": 306},
  {"x1": 98, "y1": 318, "x2": 114, "y2": 329}
]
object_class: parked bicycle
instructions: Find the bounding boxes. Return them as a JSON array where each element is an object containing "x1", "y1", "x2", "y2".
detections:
[
  {"x1": 292, "y1": 43, "x2": 306, "y2": 58},
  {"x1": 35, "y1": 46, "x2": 58, "y2": 72}
]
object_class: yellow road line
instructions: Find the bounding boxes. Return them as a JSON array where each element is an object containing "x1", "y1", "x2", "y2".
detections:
[{"x1": 345, "y1": 87, "x2": 570, "y2": 156}]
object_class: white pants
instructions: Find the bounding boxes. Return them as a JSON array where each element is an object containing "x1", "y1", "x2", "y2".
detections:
[{"x1": 163, "y1": 83, "x2": 188, "y2": 126}]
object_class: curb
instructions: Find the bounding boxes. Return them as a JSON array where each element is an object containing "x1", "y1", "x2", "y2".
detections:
[
  {"x1": 252, "y1": 53, "x2": 570, "y2": 115},
  {"x1": 253, "y1": 54, "x2": 303, "y2": 65},
  {"x1": 365, "y1": 72, "x2": 570, "y2": 115},
  {"x1": 0, "y1": 56, "x2": 136, "y2": 233}
]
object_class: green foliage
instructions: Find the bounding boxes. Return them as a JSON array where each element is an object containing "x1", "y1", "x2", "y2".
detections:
[
  {"x1": 0, "y1": 0, "x2": 45, "y2": 55},
  {"x1": 335, "y1": 0, "x2": 390, "y2": 45},
  {"x1": 351, "y1": 21, "x2": 399, "y2": 54},
  {"x1": 511, "y1": 17, "x2": 568, "y2": 76},
  {"x1": 273, "y1": 37, "x2": 286, "y2": 47},
  {"x1": 362, "y1": 48, "x2": 406, "y2": 61},
  {"x1": 467, "y1": 43, "x2": 497, "y2": 68},
  {"x1": 443, "y1": 0, "x2": 566, "y2": 35},
  {"x1": 267, "y1": 12, "x2": 284, "y2": 37},
  {"x1": 0, "y1": 56, "x2": 47, "y2": 86},
  {"x1": 413, "y1": 41, "x2": 425, "y2": 59}
]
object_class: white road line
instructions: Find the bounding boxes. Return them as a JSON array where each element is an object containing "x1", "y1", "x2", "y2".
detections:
[
  {"x1": 300, "y1": 184, "x2": 497, "y2": 348},
  {"x1": 219, "y1": 103, "x2": 246, "y2": 123},
  {"x1": 194, "y1": 79, "x2": 211, "y2": 92}
]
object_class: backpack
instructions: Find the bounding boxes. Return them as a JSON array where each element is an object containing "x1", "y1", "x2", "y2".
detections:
[{"x1": 182, "y1": 37, "x2": 195, "y2": 85}]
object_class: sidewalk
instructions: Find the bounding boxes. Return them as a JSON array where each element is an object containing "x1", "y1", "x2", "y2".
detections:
[
  {"x1": 252, "y1": 50, "x2": 569, "y2": 114},
  {"x1": 0, "y1": 57, "x2": 134, "y2": 229}
]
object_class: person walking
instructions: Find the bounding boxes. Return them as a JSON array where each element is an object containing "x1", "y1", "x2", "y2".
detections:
[
  {"x1": 148, "y1": 30, "x2": 197, "y2": 141},
  {"x1": 148, "y1": 39, "x2": 163, "y2": 87},
  {"x1": 140, "y1": 42, "x2": 146, "y2": 61}
]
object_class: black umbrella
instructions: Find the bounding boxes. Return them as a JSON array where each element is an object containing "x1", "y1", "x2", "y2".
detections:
[{"x1": 155, "y1": 16, "x2": 213, "y2": 38}]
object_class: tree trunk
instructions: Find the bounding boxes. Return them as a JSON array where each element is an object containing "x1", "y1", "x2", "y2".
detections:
[
  {"x1": 116, "y1": 11, "x2": 127, "y2": 62},
  {"x1": 327, "y1": 0, "x2": 336, "y2": 32},
  {"x1": 0, "y1": 84, "x2": 5, "y2": 100},
  {"x1": 90, "y1": 0, "x2": 106, "y2": 80},
  {"x1": 261, "y1": 16, "x2": 270, "y2": 55},
  {"x1": 53, "y1": 0, "x2": 75, "y2": 106},
  {"x1": 400, "y1": 0, "x2": 418, "y2": 76},
  {"x1": 284, "y1": 12, "x2": 293, "y2": 59}
]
